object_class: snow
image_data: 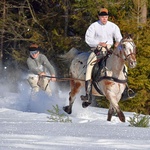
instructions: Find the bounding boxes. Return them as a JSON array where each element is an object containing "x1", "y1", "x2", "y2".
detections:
[{"x1": 0, "y1": 80, "x2": 150, "y2": 150}]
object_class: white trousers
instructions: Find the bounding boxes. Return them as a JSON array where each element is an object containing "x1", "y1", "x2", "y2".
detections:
[
  {"x1": 85, "y1": 46, "x2": 111, "y2": 81},
  {"x1": 85, "y1": 52, "x2": 97, "y2": 80},
  {"x1": 27, "y1": 76, "x2": 52, "y2": 96}
]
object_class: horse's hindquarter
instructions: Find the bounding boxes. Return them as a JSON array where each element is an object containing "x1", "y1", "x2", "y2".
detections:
[{"x1": 70, "y1": 52, "x2": 89, "y2": 80}]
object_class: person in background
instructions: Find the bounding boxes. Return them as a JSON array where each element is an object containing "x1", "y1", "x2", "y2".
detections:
[
  {"x1": 81, "y1": 7, "x2": 135, "y2": 105},
  {"x1": 27, "y1": 43, "x2": 56, "y2": 96}
]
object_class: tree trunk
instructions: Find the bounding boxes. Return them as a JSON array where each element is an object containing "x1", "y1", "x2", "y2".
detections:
[
  {"x1": 0, "y1": 0, "x2": 6, "y2": 70},
  {"x1": 140, "y1": 1, "x2": 147, "y2": 23},
  {"x1": 64, "y1": 0, "x2": 69, "y2": 37}
]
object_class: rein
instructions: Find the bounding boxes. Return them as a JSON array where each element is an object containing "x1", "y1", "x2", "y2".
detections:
[
  {"x1": 42, "y1": 75, "x2": 85, "y2": 82},
  {"x1": 113, "y1": 50, "x2": 136, "y2": 61}
]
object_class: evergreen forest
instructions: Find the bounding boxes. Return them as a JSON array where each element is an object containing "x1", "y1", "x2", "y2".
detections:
[{"x1": 0, "y1": 0, "x2": 150, "y2": 115}]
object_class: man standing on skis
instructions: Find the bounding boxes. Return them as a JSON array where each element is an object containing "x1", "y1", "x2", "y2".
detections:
[{"x1": 27, "y1": 43, "x2": 56, "y2": 96}]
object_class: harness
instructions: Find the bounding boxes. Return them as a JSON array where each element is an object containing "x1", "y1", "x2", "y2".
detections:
[{"x1": 91, "y1": 52, "x2": 128, "y2": 95}]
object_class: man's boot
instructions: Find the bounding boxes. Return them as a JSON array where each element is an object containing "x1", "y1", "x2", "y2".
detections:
[
  {"x1": 80, "y1": 80, "x2": 92, "y2": 108},
  {"x1": 121, "y1": 86, "x2": 136, "y2": 101}
]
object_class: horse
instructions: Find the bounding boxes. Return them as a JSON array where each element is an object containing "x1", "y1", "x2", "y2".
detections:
[{"x1": 60, "y1": 35, "x2": 137, "y2": 122}]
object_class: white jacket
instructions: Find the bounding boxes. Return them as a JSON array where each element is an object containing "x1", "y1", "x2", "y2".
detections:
[{"x1": 85, "y1": 20, "x2": 122, "y2": 48}]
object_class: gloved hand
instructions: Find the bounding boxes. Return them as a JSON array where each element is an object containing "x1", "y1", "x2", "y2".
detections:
[
  {"x1": 94, "y1": 46, "x2": 102, "y2": 56},
  {"x1": 50, "y1": 74, "x2": 56, "y2": 81},
  {"x1": 38, "y1": 72, "x2": 46, "y2": 77},
  {"x1": 94, "y1": 49, "x2": 100, "y2": 56}
]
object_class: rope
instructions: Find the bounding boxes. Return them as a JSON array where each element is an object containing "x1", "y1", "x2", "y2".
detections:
[{"x1": 42, "y1": 75, "x2": 85, "y2": 82}]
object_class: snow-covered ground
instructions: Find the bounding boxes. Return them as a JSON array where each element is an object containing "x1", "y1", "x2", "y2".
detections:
[{"x1": 0, "y1": 80, "x2": 150, "y2": 150}]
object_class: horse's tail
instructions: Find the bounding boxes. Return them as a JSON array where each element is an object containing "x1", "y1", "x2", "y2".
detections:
[{"x1": 59, "y1": 47, "x2": 79, "y2": 62}]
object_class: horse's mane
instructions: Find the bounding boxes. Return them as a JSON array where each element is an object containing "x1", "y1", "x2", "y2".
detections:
[{"x1": 59, "y1": 47, "x2": 80, "y2": 62}]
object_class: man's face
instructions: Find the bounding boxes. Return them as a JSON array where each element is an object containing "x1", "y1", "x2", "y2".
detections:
[
  {"x1": 99, "y1": 16, "x2": 108, "y2": 25},
  {"x1": 30, "y1": 51, "x2": 39, "y2": 59}
]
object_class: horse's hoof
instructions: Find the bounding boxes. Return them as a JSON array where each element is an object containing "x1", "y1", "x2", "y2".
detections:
[
  {"x1": 63, "y1": 106, "x2": 72, "y2": 114},
  {"x1": 107, "y1": 115, "x2": 112, "y2": 121},
  {"x1": 82, "y1": 102, "x2": 91, "y2": 108},
  {"x1": 107, "y1": 118, "x2": 111, "y2": 121},
  {"x1": 117, "y1": 111, "x2": 125, "y2": 122},
  {"x1": 80, "y1": 95, "x2": 88, "y2": 101}
]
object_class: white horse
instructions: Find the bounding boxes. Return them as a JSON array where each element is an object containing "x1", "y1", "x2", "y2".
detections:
[{"x1": 61, "y1": 35, "x2": 137, "y2": 122}]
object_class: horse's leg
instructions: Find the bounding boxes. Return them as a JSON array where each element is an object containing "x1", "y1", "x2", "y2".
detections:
[
  {"x1": 63, "y1": 91, "x2": 74, "y2": 114},
  {"x1": 63, "y1": 80, "x2": 81, "y2": 114},
  {"x1": 107, "y1": 105, "x2": 114, "y2": 121},
  {"x1": 106, "y1": 92, "x2": 125, "y2": 122},
  {"x1": 107, "y1": 105, "x2": 125, "y2": 122},
  {"x1": 110, "y1": 100, "x2": 125, "y2": 122}
]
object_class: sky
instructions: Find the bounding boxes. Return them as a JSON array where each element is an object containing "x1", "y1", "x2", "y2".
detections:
[{"x1": 0, "y1": 79, "x2": 150, "y2": 150}]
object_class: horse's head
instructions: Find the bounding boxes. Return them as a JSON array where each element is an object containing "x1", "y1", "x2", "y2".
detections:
[{"x1": 117, "y1": 36, "x2": 137, "y2": 68}]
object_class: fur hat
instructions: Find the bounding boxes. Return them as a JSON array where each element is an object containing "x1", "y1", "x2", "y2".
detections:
[
  {"x1": 29, "y1": 43, "x2": 39, "y2": 51},
  {"x1": 98, "y1": 8, "x2": 109, "y2": 16}
]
